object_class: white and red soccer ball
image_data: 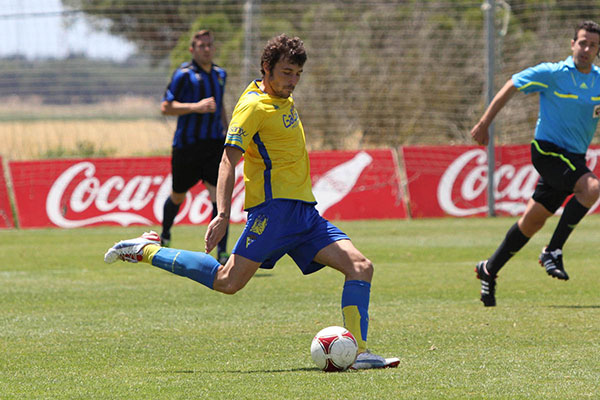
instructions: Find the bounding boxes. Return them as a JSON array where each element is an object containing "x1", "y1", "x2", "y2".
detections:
[{"x1": 310, "y1": 326, "x2": 358, "y2": 371}]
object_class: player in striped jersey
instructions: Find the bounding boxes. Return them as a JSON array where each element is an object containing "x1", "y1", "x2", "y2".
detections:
[{"x1": 160, "y1": 29, "x2": 229, "y2": 263}]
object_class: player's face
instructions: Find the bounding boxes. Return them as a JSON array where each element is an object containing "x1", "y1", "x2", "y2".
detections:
[
  {"x1": 263, "y1": 58, "x2": 303, "y2": 98},
  {"x1": 571, "y1": 29, "x2": 600, "y2": 73},
  {"x1": 190, "y1": 35, "x2": 215, "y2": 68}
]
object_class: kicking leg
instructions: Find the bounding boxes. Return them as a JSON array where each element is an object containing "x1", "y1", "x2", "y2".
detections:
[{"x1": 104, "y1": 231, "x2": 260, "y2": 293}]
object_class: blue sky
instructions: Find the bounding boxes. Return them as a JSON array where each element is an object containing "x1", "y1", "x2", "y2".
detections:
[{"x1": 0, "y1": 0, "x2": 136, "y2": 61}]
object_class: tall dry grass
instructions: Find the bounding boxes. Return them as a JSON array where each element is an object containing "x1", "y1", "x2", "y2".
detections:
[
  {"x1": 0, "y1": 97, "x2": 177, "y2": 160},
  {"x1": 0, "y1": 119, "x2": 175, "y2": 160},
  {"x1": 0, "y1": 96, "x2": 366, "y2": 160}
]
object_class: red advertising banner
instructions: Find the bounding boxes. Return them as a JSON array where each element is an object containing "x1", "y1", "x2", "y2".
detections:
[
  {"x1": 0, "y1": 157, "x2": 15, "y2": 228},
  {"x1": 10, "y1": 149, "x2": 405, "y2": 228},
  {"x1": 402, "y1": 145, "x2": 600, "y2": 218},
  {"x1": 310, "y1": 149, "x2": 405, "y2": 220}
]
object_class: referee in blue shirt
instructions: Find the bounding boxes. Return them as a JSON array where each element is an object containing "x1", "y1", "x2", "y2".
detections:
[
  {"x1": 471, "y1": 21, "x2": 600, "y2": 306},
  {"x1": 160, "y1": 29, "x2": 229, "y2": 263}
]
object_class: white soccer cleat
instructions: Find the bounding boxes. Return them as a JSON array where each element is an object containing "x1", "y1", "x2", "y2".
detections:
[
  {"x1": 104, "y1": 231, "x2": 161, "y2": 264},
  {"x1": 350, "y1": 350, "x2": 400, "y2": 370}
]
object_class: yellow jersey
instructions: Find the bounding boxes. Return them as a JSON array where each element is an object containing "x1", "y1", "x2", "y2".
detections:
[{"x1": 226, "y1": 80, "x2": 316, "y2": 209}]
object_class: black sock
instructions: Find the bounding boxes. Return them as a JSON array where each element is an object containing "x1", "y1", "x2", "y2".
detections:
[
  {"x1": 487, "y1": 223, "x2": 530, "y2": 276},
  {"x1": 212, "y1": 202, "x2": 229, "y2": 255},
  {"x1": 161, "y1": 197, "x2": 180, "y2": 239},
  {"x1": 547, "y1": 196, "x2": 589, "y2": 251}
]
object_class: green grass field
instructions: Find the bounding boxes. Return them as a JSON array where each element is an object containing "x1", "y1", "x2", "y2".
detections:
[{"x1": 1, "y1": 217, "x2": 600, "y2": 399}]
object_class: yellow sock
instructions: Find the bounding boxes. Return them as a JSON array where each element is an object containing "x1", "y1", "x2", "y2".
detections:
[
  {"x1": 343, "y1": 305, "x2": 367, "y2": 353},
  {"x1": 142, "y1": 244, "x2": 161, "y2": 263}
]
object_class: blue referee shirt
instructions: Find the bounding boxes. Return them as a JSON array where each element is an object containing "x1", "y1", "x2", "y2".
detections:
[
  {"x1": 163, "y1": 60, "x2": 227, "y2": 148},
  {"x1": 512, "y1": 56, "x2": 600, "y2": 154}
]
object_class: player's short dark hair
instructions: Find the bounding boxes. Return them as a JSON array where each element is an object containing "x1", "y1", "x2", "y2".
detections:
[
  {"x1": 574, "y1": 20, "x2": 600, "y2": 41},
  {"x1": 190, "y1": 30, "x2": 213, "y2": 48},
  {"x1": 260, "y1": 34, "x2": 307, "y2": 76}
]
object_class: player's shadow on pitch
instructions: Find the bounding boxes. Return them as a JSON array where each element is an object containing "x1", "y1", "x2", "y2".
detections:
[
  {"x1": 169, "y1": 367, "x2": 317, "y2": 374},
  {"x1": 548, "y1": 305, "x2": 600, "y2": 309},
  {"x1": 253, "y1": 272, "x2": 273, "y2": 278}
]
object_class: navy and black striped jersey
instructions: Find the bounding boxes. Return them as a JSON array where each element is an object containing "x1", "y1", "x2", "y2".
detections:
[{"x1": 163, "y1": 60, "x2": 227, "y2": 147}]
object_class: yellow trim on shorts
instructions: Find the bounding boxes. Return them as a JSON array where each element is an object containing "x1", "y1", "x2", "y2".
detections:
[{"x1": 531, "y1": 140, "x2": 576, "y2": 171}]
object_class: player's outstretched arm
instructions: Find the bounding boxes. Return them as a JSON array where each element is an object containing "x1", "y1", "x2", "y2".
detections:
[
  {"x1": 471, "y1": 78, "x2": 518, "y2": 146},
  {"x1": 205, "y1": 146, "x2": 243, "y2": 253}
]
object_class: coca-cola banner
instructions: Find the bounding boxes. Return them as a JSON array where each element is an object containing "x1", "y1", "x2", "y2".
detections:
[
  {"x1": 402, "y1": 145, "x2": 600, "y2": 218},
  {"x1": 0, "y1": 157, "x2": 14, "y2": 228},
  {"x1": 9, "y1": 149, "x2": 405, "y2": 228},
  {"x1": 311, "y1": 149, "x2": 405, "y2": 220}
]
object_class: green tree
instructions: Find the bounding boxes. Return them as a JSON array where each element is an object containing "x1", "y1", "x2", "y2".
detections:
[{"x1": 62, "y1": 0, "x2": 246, "y2": 65}]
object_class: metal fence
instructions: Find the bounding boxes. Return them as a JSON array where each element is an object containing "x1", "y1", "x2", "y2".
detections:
[{"x1": 1, "y1": 0, "x2": 600, "y2": 159}]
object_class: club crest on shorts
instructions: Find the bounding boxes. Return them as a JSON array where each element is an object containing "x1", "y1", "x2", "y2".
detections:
[
  {"x1": 593, "y1": 104, "x2": 600, "y2": 118},
  {"x1": 250, "y1": 214, "x2": 268, "y2": 235}
]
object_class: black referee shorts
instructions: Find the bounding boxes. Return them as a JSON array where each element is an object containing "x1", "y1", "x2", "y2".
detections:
[
  {"x1": 530, "y1": 139, "x2": 590, "y2": 213},
  {"x1": 171, "y1": 139, "x2": 225, "y2": 194}
]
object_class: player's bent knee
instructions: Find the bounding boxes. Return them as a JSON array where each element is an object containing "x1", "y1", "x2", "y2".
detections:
[
  {"x1": 171, "y1": 192, "x2": 186, "y2": 205},
  {"x1": 352, "y1": 258, "x2": 373, "y2": 281},
  {"x1": 214, "y1": 280, "x2": 246, "y2": 295},
  {"x1": 214, "y1": 270, "x2": 250, "y2": 294},
  {"x1": 588, "y1": 179, "x2": 600, "y2": 201}
]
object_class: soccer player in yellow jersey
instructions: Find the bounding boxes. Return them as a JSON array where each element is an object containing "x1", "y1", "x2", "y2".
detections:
[{"x1": 104, "y1": 34, "x2": 399, "y2": 370}]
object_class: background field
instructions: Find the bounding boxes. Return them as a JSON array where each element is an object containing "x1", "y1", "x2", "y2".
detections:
[
  {"x1": 1, "y1": 217, "x2": 600, "y2": 399},
  {"x1": 8, "y1": 2, "x2": 600, "y2": 160}
]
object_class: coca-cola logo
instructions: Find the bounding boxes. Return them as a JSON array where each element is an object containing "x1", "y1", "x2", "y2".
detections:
[
  {"x1": 42, "y1": 152, "x2": 377, "y2": 228},
  {"x1": 438, "y1": 148, "x2": 600, "y2": 216},
  {"x1": 46, "y1": 161, "x2": 247, "y2": 228}
]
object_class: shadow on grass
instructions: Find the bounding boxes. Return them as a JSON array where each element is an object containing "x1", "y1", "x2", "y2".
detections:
[
  {"x1": 253, "y1": 273, "x2": 273, "y2": 278},
  {"x1": 165, "y1": 367, "x2": 321, "y2": 374},
  {"x1": 548, "y1": 305, "x2": 600, "y2": 309}
]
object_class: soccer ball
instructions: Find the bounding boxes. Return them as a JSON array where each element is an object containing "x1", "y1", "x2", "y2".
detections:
[{"x1": 310, "y1": 326, "x2": 358, "y2": 371}]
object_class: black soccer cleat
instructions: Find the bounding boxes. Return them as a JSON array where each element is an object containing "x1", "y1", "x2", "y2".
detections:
[
  {"x1": 539, "y1": 247, "x2": 569, "y2": 281},
  {"x1": 475, "y1": 260, "x2": 497, "y2": 307}
]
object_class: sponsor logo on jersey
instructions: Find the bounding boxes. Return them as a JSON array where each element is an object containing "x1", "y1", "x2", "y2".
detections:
[
  {"x1": 227, "y1": 126, "x2": 247, "y2": 144},
  {"x1": 282, "y1": 104, "x2": 299, "y2": 128}
]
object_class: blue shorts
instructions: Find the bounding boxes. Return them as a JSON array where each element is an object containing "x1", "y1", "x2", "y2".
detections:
[{"x1": 232, "y1": 199, "x2": 349, "y2": 275}]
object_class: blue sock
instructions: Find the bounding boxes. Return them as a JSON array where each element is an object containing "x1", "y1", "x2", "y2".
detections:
[
  {"x1": 151, "y1": 248, "x2": 220, "y2": 289},
  {"x1": 341, "y1": 280, "x2": 371, "y2": 352}
]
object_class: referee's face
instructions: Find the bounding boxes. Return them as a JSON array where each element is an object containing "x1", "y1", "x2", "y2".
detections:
[{"x1": 571, "y1": 29, "x2": 600, "y2": 74}]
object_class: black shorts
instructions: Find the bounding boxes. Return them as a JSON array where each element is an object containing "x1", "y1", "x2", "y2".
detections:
[
  {"x1": 171, "y1": 139, "x2": 225, "y2": 193},
  {"x1": 530, "y1": 139, "x2": 590, "y2": 213}
]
